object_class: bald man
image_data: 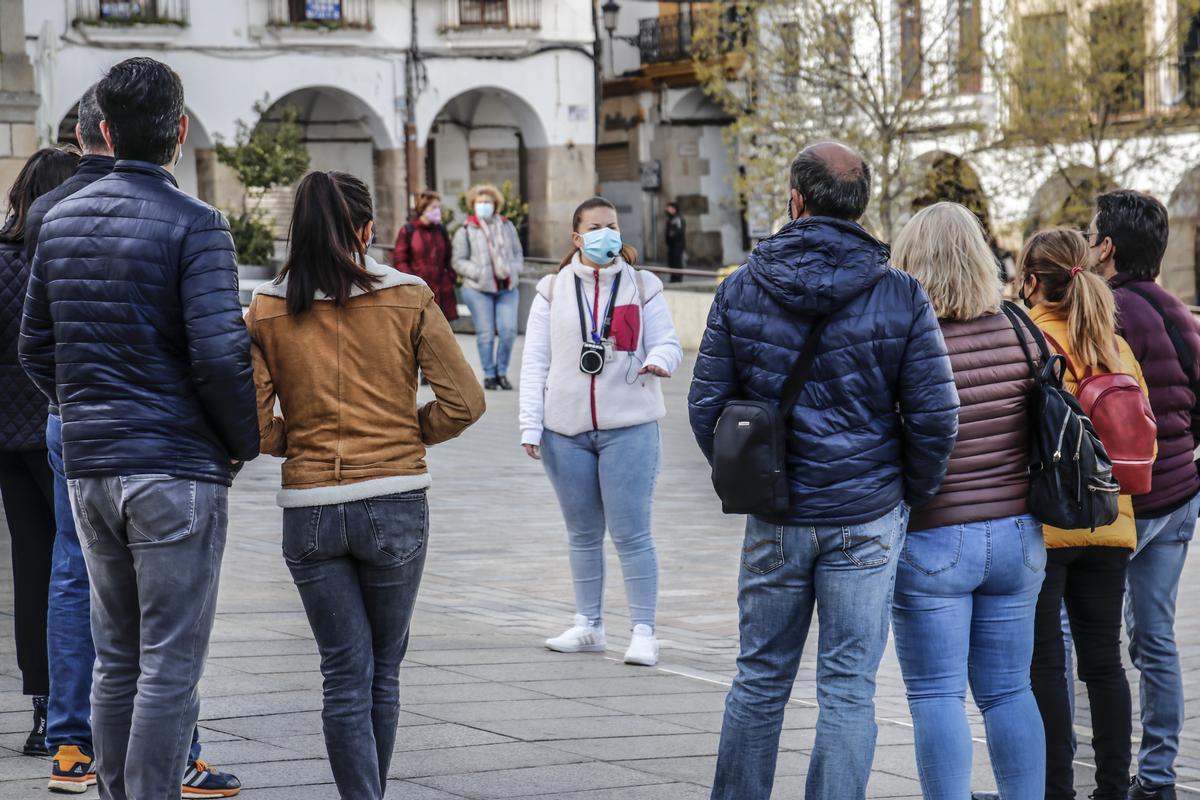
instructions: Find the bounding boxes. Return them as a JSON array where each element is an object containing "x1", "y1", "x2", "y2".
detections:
[{"x1": 689, "y1": 141, "x2": 957, "y2": 800}]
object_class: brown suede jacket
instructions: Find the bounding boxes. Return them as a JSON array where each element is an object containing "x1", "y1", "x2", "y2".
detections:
[{"x1": 244, "y1": 256, "x2": 485, "y2": 506}]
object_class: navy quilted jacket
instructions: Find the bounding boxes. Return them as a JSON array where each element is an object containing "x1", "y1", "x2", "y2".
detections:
[
  {"x1": 688, "y1": 217, "x2": 959, "y2": 525},
  {"x1": 19, "y1": 161, "x2": 259, "y2": 485},
  {"x1": 0, "y1": 241, "x2": 47, "y2": 451}
]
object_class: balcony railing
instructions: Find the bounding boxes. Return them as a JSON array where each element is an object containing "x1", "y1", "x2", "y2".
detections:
[
  {"x1": 639, "y1": 13, "x2": 695, "y2": 64},
  {"x1": 441, "y1": 0, "x2": 541, "y2": 30},
  {"x1": 268, "y1": 0, "x2": 374, "y2": 29},
  {"x1": 73, "y1": 0, "x2": 189, "y2": 25}
]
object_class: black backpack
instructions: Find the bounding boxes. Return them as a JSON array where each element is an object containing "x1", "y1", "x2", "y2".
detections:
[
  {"x1": 1001, "y1": 302, "x2": 1120, "y2": 530},
  {"x1": 710, "y1": 316, "x2": 831, "y2": 519}
]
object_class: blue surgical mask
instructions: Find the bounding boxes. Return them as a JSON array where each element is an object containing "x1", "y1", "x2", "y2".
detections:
[
  {"x1": 580, "y1": 228, "x2": 622, "y2": 265},
  {"x1": 474, "y1": 202, "x2": 495, "y2": 221}
]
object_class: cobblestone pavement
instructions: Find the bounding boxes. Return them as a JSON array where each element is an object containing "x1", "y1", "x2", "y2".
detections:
[{"x1": 0, "y1": 336, "x2": 1196, "y2": 798}]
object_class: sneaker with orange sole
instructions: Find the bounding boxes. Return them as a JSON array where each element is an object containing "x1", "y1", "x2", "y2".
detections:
[
  {"x1": 181, "y1": 759, "x2": 241, "y2": 798},
  {"x1": 48, "y1": 745, "x2": 97, "y2": 794}
]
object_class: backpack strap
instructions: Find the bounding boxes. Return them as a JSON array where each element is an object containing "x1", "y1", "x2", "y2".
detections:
[
  {"x1": 1124, "y1": 284, "x2": 1199, "y2": 391},
  {"x1": 1040, "y1": 330, "x2": 1084, "y2": 382},
  {"x1": 780, "y1": 316, "x2": 833, "y2": 419},
  {"x1": 1000, "y1": 302, "x2": 1037, "y2": 378}
]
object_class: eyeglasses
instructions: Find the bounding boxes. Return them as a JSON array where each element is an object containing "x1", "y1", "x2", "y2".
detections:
[{"x1": 1079, "y1": 228, "x2": 1101, "y2": 247}]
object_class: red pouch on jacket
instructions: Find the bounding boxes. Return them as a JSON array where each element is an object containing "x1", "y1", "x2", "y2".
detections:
[{"x1": 611, "y1": 305, "x2": 641, "y2": 352}]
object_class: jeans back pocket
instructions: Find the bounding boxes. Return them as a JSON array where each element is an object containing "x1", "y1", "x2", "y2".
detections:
[
  {"x1": 282, "y1": 506, "x2": 322, "y2": 563},
  {"x1": 119, "y1": 475, "x2": 198, "y2": 546},
  {"x1": 902, "y1": 524, "x2": 966, "y2": 576},
  {"x1": 363, "y1": 491, "x2": 428, "y2": 565},
  {"x1": 742, "y1": 518, "x2": 785, "y2": 575},
  {"x1": 840, "y1": 504, "x2": 906, "y2": 568},
  {"x1": 67, "y1": 479, "x2": 100, "y2": 549}
]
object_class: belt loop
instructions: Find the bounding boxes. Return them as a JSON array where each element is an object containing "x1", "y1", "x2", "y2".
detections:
[{"x1": 334, "y1": 456, "x2": 342, "y2": 482}]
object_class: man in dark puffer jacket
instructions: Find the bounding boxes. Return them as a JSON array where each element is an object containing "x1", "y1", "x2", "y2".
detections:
[
  {"x1": 689, "y1": 142, "x2": 958, "y2": 800},
  {"x1": 1088, "y1": 190, "x2": 1200, "y2": 800},
  {"x1": 19, "y1": 58, "x2": 257, "y2": 800}
]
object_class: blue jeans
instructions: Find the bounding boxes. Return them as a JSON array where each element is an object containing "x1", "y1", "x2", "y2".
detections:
[
  {"x1": 461, "y1": 285, "x2": 518, "y2": 379},
  {"x1": 540, "y1": 423, "x2": 661, "y2": 629},
  {"x1": 1126, "y1": 491, "x2": 1200, "y2": 789},
  {"x1": 711, "y1": 504, "x2": 908, "y2": 800},
  {"x1": 892, "y1": 515, "x2": 1046, "y2": 800},
  {"x1": 282, "y1": 492, "x2": 428, "y2": 800},
  {"x1": 45, "y1": 414, "x2": 95, "y2": 752},
  {"x1": 72, "y1": 475, "x2": 225, "y2": 800},
  {"x1": 46, "y1": 416, "x2": 203, "y2": 763}
]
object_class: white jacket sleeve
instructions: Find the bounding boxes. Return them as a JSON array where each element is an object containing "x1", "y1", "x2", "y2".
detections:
[
  {"x1": 641, "y1": 284, "x2": 683, "y2": 376},
  {"x1": 519, "y1": 284, "x2": 553, "y2": 446}
]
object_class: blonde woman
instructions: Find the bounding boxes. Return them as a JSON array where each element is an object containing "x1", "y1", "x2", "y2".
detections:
[
  {"x1": 452, "y1": 183, "x2": 524, "y2": 390},
  {"x1": 891, "y1": 203, "x2": 1046, "y2": 799},
  {"x1": 1019, "y1": 228, "x2": 1146, "y2": 800}
]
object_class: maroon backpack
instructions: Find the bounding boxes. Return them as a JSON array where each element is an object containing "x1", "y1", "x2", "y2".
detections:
[{"x1": 1042, "y1": 331, "x2": 1157, "y2": 496}]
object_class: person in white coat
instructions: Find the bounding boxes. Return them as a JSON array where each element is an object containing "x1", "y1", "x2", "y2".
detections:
[{"x1": 519, "y1": 196, "x2": 683, "y2": 666}]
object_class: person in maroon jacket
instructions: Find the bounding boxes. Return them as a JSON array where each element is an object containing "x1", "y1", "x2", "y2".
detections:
[
  {"x1": 1088, "y1": 190, "x2": 1200, "y2": 800},
  {"x1": 393, "y1": 189, "x2": 458, "y2": 323}
]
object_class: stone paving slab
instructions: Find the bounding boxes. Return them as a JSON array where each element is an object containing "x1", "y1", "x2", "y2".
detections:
[{"x1": 0, "y1": 337, "x2": 1195, "y2": 798}]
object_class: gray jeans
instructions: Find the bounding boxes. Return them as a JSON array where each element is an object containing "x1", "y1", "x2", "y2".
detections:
[{"x1": 70, "y1": 475, "x2": 227, "y2": 800}]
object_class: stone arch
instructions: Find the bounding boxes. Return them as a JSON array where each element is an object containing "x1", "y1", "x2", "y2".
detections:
[
  {"x1": 256, "y1": 86, "x2": 403, "y2": 248},
  {"x1": 1162, "y1": 165, "x2": 1200, "y2": 303},
  {"x1": 422, "y1": 86, "x2": 552, "y2": 254},
  {"x1": 668, "y1": 87, "x2": 728, "y2": 122},
  {"x1": 905, "y1": 150, "x2": 994, "y2": 235},
  {"x1": 1025, "y1": 166, "x2": 1111, "y2": 235}
]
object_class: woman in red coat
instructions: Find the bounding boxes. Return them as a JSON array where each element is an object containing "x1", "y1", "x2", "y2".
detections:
[{"x1": 393, "y1": 190, "x2": 458, "y2": 322}]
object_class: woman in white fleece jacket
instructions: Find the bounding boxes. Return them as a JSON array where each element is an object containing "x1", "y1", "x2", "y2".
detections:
[{"x1": 519, "y1": 197, "x2": 682, "y2": 667}]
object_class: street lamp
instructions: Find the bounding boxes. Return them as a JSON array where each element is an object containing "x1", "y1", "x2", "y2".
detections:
[{"x1": 600, "y1": 0, "x2": 641, "y2": 73}]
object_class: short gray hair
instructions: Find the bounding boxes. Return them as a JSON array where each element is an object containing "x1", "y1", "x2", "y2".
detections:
[
  {"x1": 788, "y1": 148, "x2": 871, "y2": 220},
  {"x1": 77, "y1": 84, "x2": 106, "y2": 151}
]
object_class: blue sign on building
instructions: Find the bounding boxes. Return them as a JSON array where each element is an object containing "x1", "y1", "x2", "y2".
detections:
[{"x1": 305, "y1": 0, "x2": 342, "y2": 20}]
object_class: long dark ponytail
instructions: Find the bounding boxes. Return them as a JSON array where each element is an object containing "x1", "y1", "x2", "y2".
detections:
[{"x1": 278, "y1": 170, "x2": 379, "y2": 315}]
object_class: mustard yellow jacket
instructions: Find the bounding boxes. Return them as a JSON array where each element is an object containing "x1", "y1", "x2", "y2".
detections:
[{"x1": 1030, "y1": 304, "x2": 1149, "y2": 550}]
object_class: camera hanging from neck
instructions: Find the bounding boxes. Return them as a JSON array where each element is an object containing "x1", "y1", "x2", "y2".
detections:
[{"x1": 576, "y1": 271, "x2": 621, "y2": 375}]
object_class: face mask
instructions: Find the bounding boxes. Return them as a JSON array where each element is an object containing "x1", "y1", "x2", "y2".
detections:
[
  {"x1": 580, "y1": 228, "x2": 623, "y2": 265},
  {"x1": 1019, "y1": 284, "x2": 1033, "y2": 309},
  {"x1": 425, "y1": 207, "x2": 442, "y2": 224},
  {"x1": 474, "y1": 202, "x2": 495, "y2": 221}
]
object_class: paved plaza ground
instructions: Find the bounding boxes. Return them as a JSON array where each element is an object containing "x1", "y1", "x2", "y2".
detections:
[{"x1": 0, "y1": 336, "x2": 1197, "y2": 798}]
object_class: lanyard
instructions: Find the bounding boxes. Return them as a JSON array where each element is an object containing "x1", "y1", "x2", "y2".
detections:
[{"x1": 575, "y1": 271, "x2": 622, "y2": 344}]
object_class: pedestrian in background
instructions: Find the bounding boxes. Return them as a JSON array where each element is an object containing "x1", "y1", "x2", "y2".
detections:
[
  {"x1": 688, "y1": 142, "x2": 959, "y2": 800},
  {"x1": 1019, "y1": 228, "x2": 1145, "y2": 800},
  {"x1": 453, "y1": 183, "x2": 523, "y2": 390},
  {"x1": 1088, "y1": 190, "x2": 1200, "y2": 800},
  {"x1": 0, "y1": 145, "x2": 77, "y2": 758},
  {"x1": 665, "y1": 201, "x2": 686, "y2": 283},
  {"x1": 20, "y1": 57, "x2": 257, "y2": 800},
  {"x1": 891, "y1": 202, "x2": 1046, "y2": 800},
  {"x1": 394, "y1": 189, "x2": 458, "y2": 324},
  {"x1": 520, "y1": 196, "x2": 682, "y2": 667},
  {"x1": 246, "y1": 170, "x2": 484, "y2": 800}
]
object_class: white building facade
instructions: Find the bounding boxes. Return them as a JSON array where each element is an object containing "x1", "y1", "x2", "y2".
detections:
[{"x1": 14, "y1": 0, "x2": 598, "y2": 257}]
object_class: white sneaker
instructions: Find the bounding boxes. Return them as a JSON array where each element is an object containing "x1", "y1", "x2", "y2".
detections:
[
  {"x1": 624, "y1": 624, "x2": 659, "y2": 666},
  {"x1": 545, "y1": 615, "x2": 606, "y2": 653}
]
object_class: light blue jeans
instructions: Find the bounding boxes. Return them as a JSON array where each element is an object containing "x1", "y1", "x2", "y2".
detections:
[
  {"x1": 1126, "y1": 491, "x2": 1200, "y2": 789},
  {"x1": 711, "y1": 504, "x2": 908, "y2": 800},
  {"x1": 892, "y1": 515, "x2": 1047, "y2": 800},
  {"x1": 540, "y1": 423, "x2": 660, "y2": 629},
  {"x1": 461, "y1": 285, "x2": 519, "y2": 379}
]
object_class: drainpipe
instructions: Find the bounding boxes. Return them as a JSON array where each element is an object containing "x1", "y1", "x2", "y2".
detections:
[{"x1": 404, "y1": 0, "x2": 420, "y2": 212}]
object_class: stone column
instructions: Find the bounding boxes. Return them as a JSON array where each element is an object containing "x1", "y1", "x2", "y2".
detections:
[
  {"x1": 373, "y1": 147, "x2": 407, "y2": 251},
  {"x1": 0, "y1": 0, "x2": 39, "y2": 193},
  {"x1": 525, "y1": 143, "x2": 596, "y2": 259}
]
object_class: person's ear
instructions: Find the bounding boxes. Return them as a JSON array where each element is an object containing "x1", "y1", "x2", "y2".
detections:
[
  {"x1": 571, "y1": 230, "x2": 584, "y2": 249},
  {"x1": 74, "y1": 122, "x2": 84, "y2": 150},
  {"x1": 360, "y1": 220, "x2": 374, "y2": 247},
  {"x1": 178, "y1": 114, "x2": 189, "y2": 147},
  {"x1": 99, "y1": 120, "x2": 114, "y2": 153},
  {"x1": 1100, "y1": 236, "x2": 1115, "y2": 266},
  {"x1": 791, "y1": 189, "x2": 805, "y2": 219}
]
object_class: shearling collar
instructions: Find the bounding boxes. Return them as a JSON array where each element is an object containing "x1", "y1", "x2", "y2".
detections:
[{"x1": 254, "y1": 254, "x2": 425, "y2": 300}]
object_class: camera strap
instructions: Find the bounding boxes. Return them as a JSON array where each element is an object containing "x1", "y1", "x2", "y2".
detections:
[{"x1": 575, "y1": 272, "x2": 622, "y2": 344}]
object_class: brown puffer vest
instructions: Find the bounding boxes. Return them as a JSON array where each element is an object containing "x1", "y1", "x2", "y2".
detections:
[{"x1": 908, "y1": 310, "x2": 1038, "y2": 533}]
